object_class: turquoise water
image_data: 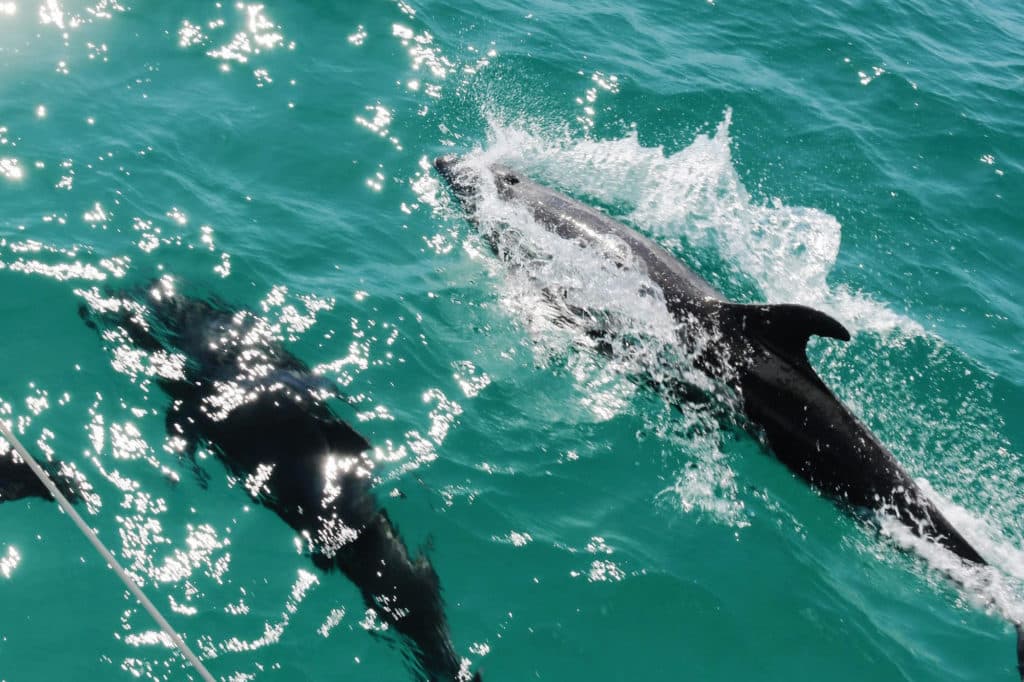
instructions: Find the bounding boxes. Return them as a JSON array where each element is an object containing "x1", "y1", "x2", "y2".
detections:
[{"x1": 1, "y1": 0, "x2": 1022, "y2": 679}]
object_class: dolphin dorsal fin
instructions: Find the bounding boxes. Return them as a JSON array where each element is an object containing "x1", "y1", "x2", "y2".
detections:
[{"x1": 722, "y1": 303, "x2": 850, "y2": 364}]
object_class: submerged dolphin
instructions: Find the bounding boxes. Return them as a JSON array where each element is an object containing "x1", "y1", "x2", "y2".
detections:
[
  {"x1": 435, "y1": 154, "x2": 1023, "y2": 678},
  {"x1": 81, "y1": 285, "x2": 479, "y2": 682},
  {"x1": 0, "y1": 448, "x2": 78, "y2": 503}
]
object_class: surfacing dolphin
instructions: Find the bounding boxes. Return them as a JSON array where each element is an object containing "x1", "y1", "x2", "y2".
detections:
[
  {"x1": 434, "y1": 154, "x2": 1024, "y2": 678},
  {"x1": 81, "y1": 283, "x2": 480, "y2": 682}
]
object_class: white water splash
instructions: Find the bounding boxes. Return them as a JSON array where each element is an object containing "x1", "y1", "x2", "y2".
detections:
[
  {"x1": 878, "y1": 479, "x2": 1024, "y2": 623},
  {"x1": 453, "y1": 143, "x2": 716, "y2": 411},
  {"x1": 470, "y1": 111, "x2": 920, "y2": 337}
]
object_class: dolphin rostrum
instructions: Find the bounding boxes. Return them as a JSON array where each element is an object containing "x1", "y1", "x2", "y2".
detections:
[
  {"x1": 435, "y1": 154, "x2": 1023, "y2": 678},
  {"x1": 81, "y1": 283, "x2": 480, "y2": 682}
]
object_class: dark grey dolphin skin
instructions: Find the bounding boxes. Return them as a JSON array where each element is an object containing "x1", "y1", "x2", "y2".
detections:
[
  {"x1": 0, "y1": 452, "x2": 50, "y2": 502},
  {"x1": 0, "y1": 450, "x2": 76, "y2": 503},
  {"x1": 435, "y1": 154, "x2": 1024, "y2": 678},
  {"x1": 81, "y1": 287, "x2": 479, "y2": 682}
]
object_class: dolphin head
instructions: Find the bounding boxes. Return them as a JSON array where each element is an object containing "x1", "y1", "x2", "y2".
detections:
[
  {"x1": 435, "y1": 155, "x2": 535, "y2": 222},
  {"x1": 488, "y1": 164, "x2": 526, "y2": 199},
  {"x1": 434, "y1": 155, "x2": 477, "y2": 204}
]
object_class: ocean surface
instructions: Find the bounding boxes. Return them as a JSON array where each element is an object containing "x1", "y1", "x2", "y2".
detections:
[{"x1": 1, "y1": 0, "x2": 1022, "y2": 679}]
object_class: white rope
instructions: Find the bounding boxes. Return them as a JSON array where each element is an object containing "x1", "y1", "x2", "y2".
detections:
[{"x1": 0, "y1": 418, "x2": 216, "y2": 682}]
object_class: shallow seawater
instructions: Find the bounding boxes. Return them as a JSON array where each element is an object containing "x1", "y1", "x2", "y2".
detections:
[{"x1": 1, "y1": 0, "x2": 1022, "y2": 680}]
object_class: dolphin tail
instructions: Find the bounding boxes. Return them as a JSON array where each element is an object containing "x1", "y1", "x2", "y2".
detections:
[{"x1": 1016, "y1": 622, "x2": 1024, "y2": 681}]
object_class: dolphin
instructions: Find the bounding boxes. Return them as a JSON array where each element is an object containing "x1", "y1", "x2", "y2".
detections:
[
  {"x1": 434, "y1": 154, "x2": 1024, "y2": 678},
  {"x1": 0, "y1": 447, "x2": 78, "y2": 503},
  {"x1": 81, "y1": 284, "x2": 480, "y2": 682}
]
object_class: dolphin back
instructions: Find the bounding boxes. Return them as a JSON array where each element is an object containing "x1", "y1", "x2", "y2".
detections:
[{"x1": 80, "y1": 283, "x2": 480, "y2": 681}]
